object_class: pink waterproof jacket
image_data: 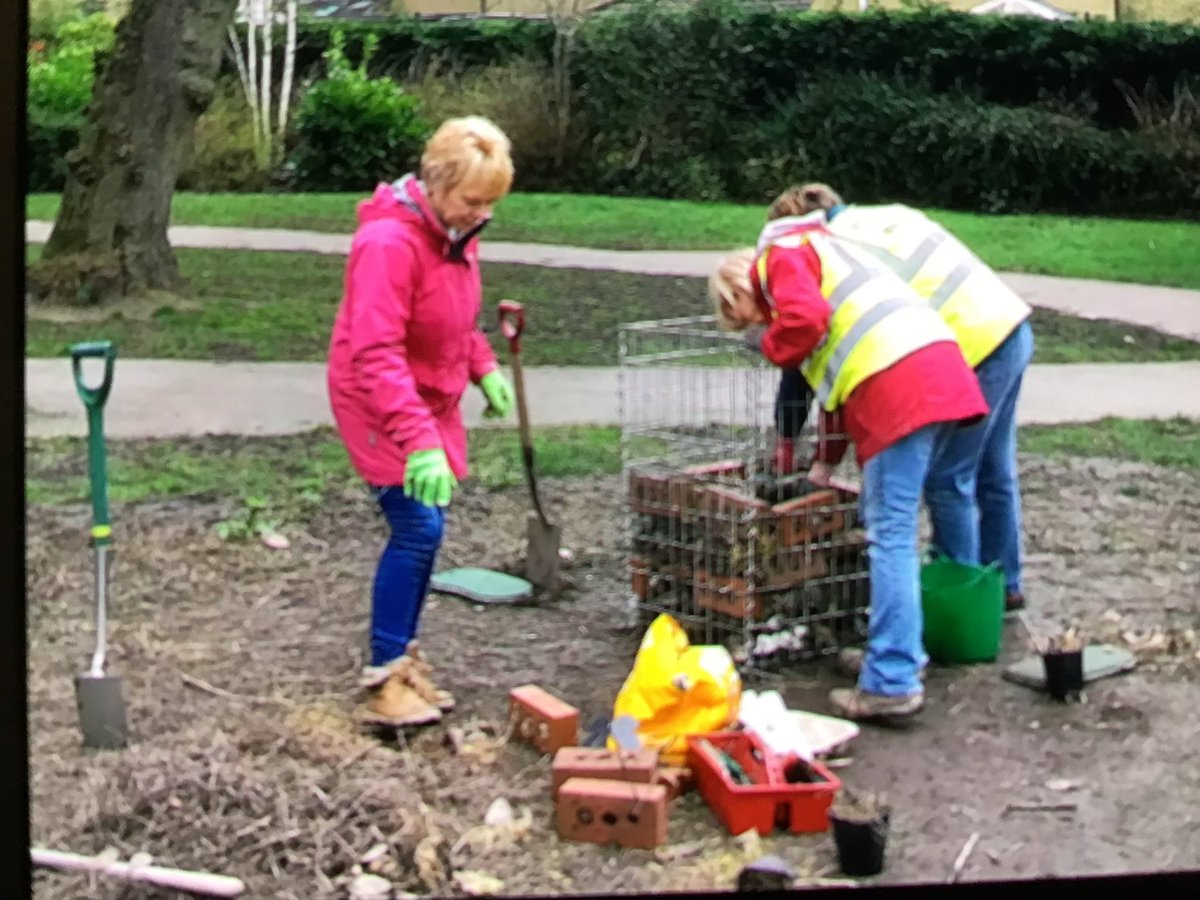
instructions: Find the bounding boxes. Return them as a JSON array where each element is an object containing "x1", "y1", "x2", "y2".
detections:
[{"x1": 327, "y1": 175, "x2": 500, "y2": 486}]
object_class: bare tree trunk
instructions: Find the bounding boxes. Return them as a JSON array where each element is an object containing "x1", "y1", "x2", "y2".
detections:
[
  {"x1": 277, "y1": 0, "x2": 297, "y2": 156},
  {"x1": 30, "y1": 0, "x2": 239, "y2": 306},
  {"x1": 260, "y1": 1, "x2": 274, "y2": 167}
]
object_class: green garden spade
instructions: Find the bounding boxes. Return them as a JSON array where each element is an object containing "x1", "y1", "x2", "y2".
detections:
[{"x1": 70, "y1": 341, "x2": 127, "y2": 750}]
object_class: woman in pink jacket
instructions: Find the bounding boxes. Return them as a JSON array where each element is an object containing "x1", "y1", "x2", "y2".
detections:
[{"x1": 327, "y1": 116, "x2": 516, "y2": 728}]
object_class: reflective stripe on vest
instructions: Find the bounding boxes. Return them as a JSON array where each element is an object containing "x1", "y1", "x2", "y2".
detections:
[
  {"x1": 827, "y1": 206, "x2": 1030, "y2": 368},
  {"x1": 755, "y1": 231, "x2": 955, "y2": 410}
]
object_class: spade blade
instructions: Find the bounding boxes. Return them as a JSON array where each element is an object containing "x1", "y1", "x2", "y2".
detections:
[{"x1": 75, "y1": 673, "x2": 127, "y2": 750}]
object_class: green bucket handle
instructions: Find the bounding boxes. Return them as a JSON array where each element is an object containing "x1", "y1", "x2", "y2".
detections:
[
  {"x1": 922, "y1": 547, "x2": 1003, "y2": 581},
  {"x1": 70, "y1": 341, "x2": 116, "y2": 547}
]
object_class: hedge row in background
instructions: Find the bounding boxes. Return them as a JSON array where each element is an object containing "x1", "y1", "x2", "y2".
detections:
[
  {"x1": 28, "y1": 3, "x2": 1200, "y2": 215},
  {"x1": 276, "y1": 4, "x2": 1200, "y2": 131}
]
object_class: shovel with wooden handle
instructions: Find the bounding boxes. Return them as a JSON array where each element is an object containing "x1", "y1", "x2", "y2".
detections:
[
  {"x1": 498, "y1": 300, "x2": 561, "y2": 592},
  {"x1": 70, "y1": 340, "x2": 128, "y2": 750}
]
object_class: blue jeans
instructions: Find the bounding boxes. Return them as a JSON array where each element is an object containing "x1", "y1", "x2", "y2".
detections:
[
  {"x1": 370, "y1": 486, "x2": 446, "y2": 667},
  {"x1": 924, "y1": 320, "x2": 1035, "y2": 595},
  {"x1": 859, "y1": 423, "x2": 951, "y2": 696}
]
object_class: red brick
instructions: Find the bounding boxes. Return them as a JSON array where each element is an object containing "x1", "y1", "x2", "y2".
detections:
[
  {"x1": 693, "y1": 570, "x2": 769, "y2": 621},
  {"x1": 555, "y1": 777, "x2": 669, "y2": 850},
  {"x1": 772, "y1": 489, "x2": 843, "y2": 546},
  {"x1": 628, "y1": 471, "x2": 671, "y2": 515},
  {"x1": 551, "y1": 747, "x2": 660, "y2": 798},
  {"x1": 653, "y1": 766, "x2": 694, "y2": 801},
  {"x1": 700, "y1": 486, "x2": 771, "y2": 524},
  {"x1": 630, "y1": 557, "x2": 651, "y2": 600},
  {"x1": 508, "y1": 685, "x2": 579, "y2": 754},
  {"x1": 683, "y1": 459, "x2": 747, "y2": 480}
]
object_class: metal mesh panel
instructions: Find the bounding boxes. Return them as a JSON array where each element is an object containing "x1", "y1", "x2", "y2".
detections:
[{"x1": 618, "y1": 316, "x2": 870, "y2": 674}]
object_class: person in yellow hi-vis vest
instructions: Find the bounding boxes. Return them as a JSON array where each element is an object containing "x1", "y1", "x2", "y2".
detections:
[
  {"x1": 764, "y1": 184, "x2": 1036, "y2": 650},
  {"x1": 709, "y1": 213, "x2": 988, "y2": 723}
]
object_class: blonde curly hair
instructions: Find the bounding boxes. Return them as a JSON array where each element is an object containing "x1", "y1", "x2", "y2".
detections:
[
  {"x1": 420, "y1": 115, "x2": 514, "y2": 198},
  {"x1": 767, "y1": 182, "x2": 843, "y2": 221},
  {"x1": 708, "y1": 248, "x2": 759, "y2": 332}
]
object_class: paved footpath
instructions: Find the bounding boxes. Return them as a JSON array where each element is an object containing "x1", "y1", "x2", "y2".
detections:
[
  {"x1": 25, "y1": 359, "x2": 1200, "y2": 440},
  {"x1": 25, "y1": 220, "x2": 1200, "y2": 342},
  {"x1": 24, "y1": 220, "x2": 1200, "y2": 439}
]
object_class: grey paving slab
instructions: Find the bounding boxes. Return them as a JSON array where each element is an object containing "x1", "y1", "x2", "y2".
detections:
[{"x1": 25, "y1": 359, "x2": 1200, "y2": 440}]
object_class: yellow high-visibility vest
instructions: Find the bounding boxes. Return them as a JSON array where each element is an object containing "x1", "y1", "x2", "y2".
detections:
[
  {"x1": 755, "y1": 230, "x2": 957, "y2": 411},
  {"x1": 823, "y1": 205, "x2": 1031, "y2": 368}
]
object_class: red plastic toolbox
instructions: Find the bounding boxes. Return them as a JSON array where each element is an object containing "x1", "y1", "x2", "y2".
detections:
[{"x1": 686, "y1": 730, "x2": 841, "y2": 836}]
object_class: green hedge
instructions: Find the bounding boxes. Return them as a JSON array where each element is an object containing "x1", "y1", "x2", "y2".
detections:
[
  {"x1": 224, "y1": 15, "x2": 554, "y2": 83},
  {"x1": 718, "y1": 75, "x2": 1200, "y2": 215},
  {"x1": 265, "y1": 6, "x2": 1200, "y2": 131}
]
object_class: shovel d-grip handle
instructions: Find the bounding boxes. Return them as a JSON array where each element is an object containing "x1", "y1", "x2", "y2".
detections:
[
  {"x1": 498, "y1": 300, "x2": 525, "y2": 355},
  {"x1": 71, "y1": 340, "x2": 116, "y2": 409},
  {"x1": 70, "y1": 341, "x2": 116, "y2": 545}
]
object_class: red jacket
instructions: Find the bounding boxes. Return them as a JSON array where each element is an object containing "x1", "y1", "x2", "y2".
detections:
[
  {"x1": 327, "y1": 176, "x2": 499, "y2": 486},
  {"x1": 751, "y1": 222, "x2": 987, "y2": 466}
]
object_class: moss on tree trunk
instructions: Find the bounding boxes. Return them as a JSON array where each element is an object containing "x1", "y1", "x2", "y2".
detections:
[{"x1": 29, "y1": 0, "x2": 238, "y2": 306}]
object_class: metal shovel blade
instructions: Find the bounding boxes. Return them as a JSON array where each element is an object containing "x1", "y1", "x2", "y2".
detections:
[
  {"x1": 525, "y1": 512, "x2": 562, "y2": 591},
  {"x1": 75, "y1": 672, "x2": 127, "y2": 749}
]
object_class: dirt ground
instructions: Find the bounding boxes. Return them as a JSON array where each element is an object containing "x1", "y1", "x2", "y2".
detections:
[{"x1": 26, "y1": 450, "x2": 1200, "y2": 898}]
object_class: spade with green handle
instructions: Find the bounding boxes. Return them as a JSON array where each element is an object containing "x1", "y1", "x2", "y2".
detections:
[{"x1": 70, "y1": 340, "x2": 128, "y2": 750}]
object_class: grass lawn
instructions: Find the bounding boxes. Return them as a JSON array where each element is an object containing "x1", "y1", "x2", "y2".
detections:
[
  {"x1": 25, "y1": 191, "x2": 1200, "y2": 290},
  {"x1": 25, "y1": 419, "x2": 1200, "y2": 531},
  {"x1": 25, "y1": 247, "x2": 1200, "y2": 366}
]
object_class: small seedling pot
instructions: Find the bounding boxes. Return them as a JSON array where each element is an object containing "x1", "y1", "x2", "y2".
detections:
[
  {"x1": 829, "y1": 802, "x2": 890, "y2": 877},
  {"x1": 1042, "y1": 649, "x2": 1084, "y2": 701}
]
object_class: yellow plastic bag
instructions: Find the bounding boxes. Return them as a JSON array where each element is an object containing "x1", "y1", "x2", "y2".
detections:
[{"x1": 607, "y1": 613, "x2": 741, "y2": 766}]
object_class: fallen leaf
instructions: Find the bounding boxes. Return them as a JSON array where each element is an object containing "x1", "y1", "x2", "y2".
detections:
[
  {"x1": 414, "y1": 834, "x2": 447, "y2": 891},
  {"x1": 654, "y1": 840, "x2": 706, "y2": 863},
  {"x1": 261, "y1": 531, "x2": 290, "y2": 550},
  {"x1": 360, "y1": 843, "x2": 389, "y2": 866},
  {"x1": 733, "y1": 828, "x2": 762, "y2": 858},
  {"x1": 453, "y1": 870, "x2": 505, "y2": 896},
  {"x1": 484, "y1": 797, "x2": 514, "y2": 827},
  {"x1": 348, "y1": 872, "x2": 393, "y2": 900},
  {"x1": 1045, "y1": 778, "x2": 1083, "y2": 792}
]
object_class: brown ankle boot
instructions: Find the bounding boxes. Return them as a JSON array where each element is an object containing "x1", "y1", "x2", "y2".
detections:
[
  {"x1": 404, "y1": 641, "x2": 456, "y2": 713},
  {"x1": 359, "y1": 658, "x2": 442, "y2": 728}
]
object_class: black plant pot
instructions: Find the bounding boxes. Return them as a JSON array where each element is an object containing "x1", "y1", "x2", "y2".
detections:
[
  {"x1": 830, "y1": 809, "x2": 890, "y2": 877},
  {"x1": 1042, "y1": 649, "x2": 1084, "y2": 701}
]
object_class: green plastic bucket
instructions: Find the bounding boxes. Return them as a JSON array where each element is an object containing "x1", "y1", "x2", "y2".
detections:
[{"x1": 920, "y1": 555, "x2": 1004, "y2": 664}]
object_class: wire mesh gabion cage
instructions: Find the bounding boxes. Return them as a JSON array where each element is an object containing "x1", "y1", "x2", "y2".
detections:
[{"x1": 618, "y1": 316, "x2": 871, "y2": 674}]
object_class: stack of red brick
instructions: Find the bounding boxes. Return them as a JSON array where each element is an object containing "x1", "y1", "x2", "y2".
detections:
[
  {"x1": 508, "y1": 684, "x2": 694, "y2": 850},
  {"x1": 629, "y1": 459, "x2": 866, "y2": 623}
]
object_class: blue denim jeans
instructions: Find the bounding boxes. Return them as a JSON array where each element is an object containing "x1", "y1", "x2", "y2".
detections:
[
  {"x1": 369, "y1": 486, "x2": 446, "y2": 667},
  {"x1": 924, "y1": 320, "x2": 1035, "y2": 595},
  {"x1": 859, "y1": 422, "x2": 951, "y2": 696}
]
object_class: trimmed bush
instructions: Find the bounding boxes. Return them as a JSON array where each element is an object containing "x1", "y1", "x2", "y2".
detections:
[
  {"x1": 180, "y1": 82, "x2": 273, "y2": 193},
  {"x1": 403, "y1": 57, "x2": 586, "y2": 192},
  {"x1": 25, "y1": 13, "x2": 116, "y2": 191},
  {"x1": 723, "y1": 74, "x2": 1200, "y2": 215},
  {"x1": 288, "y1": 31, "x2": 432, "y2": 192}
]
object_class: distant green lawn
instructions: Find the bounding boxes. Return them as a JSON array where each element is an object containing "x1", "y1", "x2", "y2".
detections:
[
  {"x1": 25, "y1": 191, "x2": 1200, "y2": 290},
  {"x1": 24, "y1": 246, "x2": 1200, "y2": 366}
]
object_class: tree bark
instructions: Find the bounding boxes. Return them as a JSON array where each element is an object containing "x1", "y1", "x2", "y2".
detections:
[{"x1": 30, "y1": 0, "x2": 239, "y2": 306}]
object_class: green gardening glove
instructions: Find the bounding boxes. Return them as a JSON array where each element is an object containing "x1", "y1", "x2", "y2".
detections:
[
  {"x1": 479, "y1": 370, "x2": 515, "y2": 420},
  {"x1": 404, "y1": 448, "x2": 457, "y2": 508}
]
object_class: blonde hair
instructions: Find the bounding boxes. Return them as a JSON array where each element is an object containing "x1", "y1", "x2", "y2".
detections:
[
  {"x1": 767, "y1": 182, "x2": 843, "y2": 221},
  {"x1": 420, "y1": 116, "x2": 514, "y2": 199},
  {"x1": 708, "y1": 248, "x2": 758, "y2": 332}
]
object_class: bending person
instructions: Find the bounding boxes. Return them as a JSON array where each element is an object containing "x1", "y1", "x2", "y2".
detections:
[
  {"x1": 709, "y1": 212, "x2": 986, "y2": 723},
  {"x1": 766, "y1": 183, "x2": 1035, "y2": 617}
]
